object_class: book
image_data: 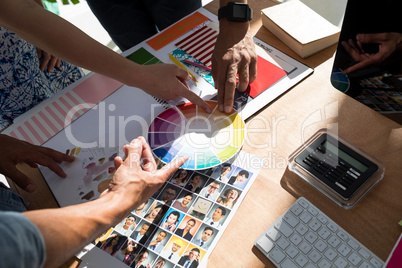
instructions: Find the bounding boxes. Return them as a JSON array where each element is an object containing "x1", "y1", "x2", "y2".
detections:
[{"x1": 261, "y1": 0, "x2": 340, "y2": 58}]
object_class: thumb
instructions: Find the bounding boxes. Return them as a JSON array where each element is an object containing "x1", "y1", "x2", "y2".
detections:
[{"x1": 356, "y1": 33, "x2": 386, "y2": 44}]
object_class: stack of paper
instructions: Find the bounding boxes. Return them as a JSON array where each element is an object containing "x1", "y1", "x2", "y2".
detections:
[{"x1": 261, "y1": 0, "x2": 340, "y2": 58}]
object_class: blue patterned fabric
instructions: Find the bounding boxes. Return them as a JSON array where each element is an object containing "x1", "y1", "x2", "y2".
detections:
[{"x1": 0, "y1": 26, "x2": 84, "y2": 131}]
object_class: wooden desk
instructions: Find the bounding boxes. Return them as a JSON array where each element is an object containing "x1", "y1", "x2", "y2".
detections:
[{"x1": 7, "y1": 0, "x2": 402, "y2": 267}]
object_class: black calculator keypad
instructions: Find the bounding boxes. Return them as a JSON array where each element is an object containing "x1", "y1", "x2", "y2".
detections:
[{"x1": 294, "y1": 134, "x2": 378, "y2": 200}]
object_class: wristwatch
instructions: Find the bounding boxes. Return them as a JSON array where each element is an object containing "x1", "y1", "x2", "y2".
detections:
[{"x1": 218, "y1": 2, "x2": 252, "y2": 22}]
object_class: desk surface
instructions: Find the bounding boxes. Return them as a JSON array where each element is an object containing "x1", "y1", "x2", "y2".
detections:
[{"x1": 8, "y1": 0, "x2": 402, "y2": 267}]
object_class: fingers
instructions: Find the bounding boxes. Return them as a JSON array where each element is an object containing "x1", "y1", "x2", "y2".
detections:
[
  {"x1": 223, "y1": 64, "x2": 238, "y2": 113},
  {"x1": 174, "y1": 67, "x2": 212, "y2": 113},
  {"x1": 137, "y1": 136, "x2": 157, "y2": 172},
  {"x1": 341, "y1": 40, "x2": 362, "y2": 61},
  {"x1": 215, "y1": 61, "x2": 236, "y2": 114},
  {"x1": 180, "y1": 88, "x2": 212, "y2": 113},
  {"x1": 30, "y1": 152, "x2": 68, "y2": 178},
  {"x1": 56, "y1": 58, "x2": 62, "y2": 69},
  {"x1": 160, "y1": 155, "x2": 189, "y2": 178},
  {"x1": 237, "y1": 62, "x2": 250, "y2": 92},
  {"x1": 39, "y1": 50, "x2": 52, "y2": 72},
  {"x1": 123, "y1": 138, "x2": 143, "y2": 169},
  {"x1": 212, "y1": 58, "x2": 225, "y2": 112},
  {"x1": 4, "y1": 166, "x2": 36, "y2": 192},
  {"x1": 37, "y1": 146, "x2": 75, "y2": 163},
  {"x1": 47, "y1": 55, "x2": 59, "y2": 72},
  {"x1": 343, "y1": 58, "x2": 377, "y2": 75},
  {"x1": 175, "y1": 65, "x2": 192, "y2": 83},
  {"x1": 114, "y1": 156, "x2": 124, "y2": 169},
  {"x1": 356, "y1": 33, "x2": 385, "y2": 45}
]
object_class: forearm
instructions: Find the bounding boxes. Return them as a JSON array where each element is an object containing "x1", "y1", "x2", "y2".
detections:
[
  {"x1": 23, "y1": 193, "x2": 131, "y2": 268},
  {"x1": 0, "y1": 0, "x2": 141, "y2": 87}
]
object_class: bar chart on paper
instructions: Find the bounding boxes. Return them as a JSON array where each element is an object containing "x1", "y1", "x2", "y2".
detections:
[{"x1": 148, "y1": 101, "x2": 245, "y2": 170}]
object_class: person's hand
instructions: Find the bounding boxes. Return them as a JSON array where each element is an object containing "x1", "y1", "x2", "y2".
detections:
[
  {"x1": 211, "y1": 20, "x2": 257, "y2": 113},
  {"x1": 148, "y1": 240, "x2": 158, "y2": 247},
  {"x1": 169, "y1": 223, "x2": 177, "y2": 232},
  {"x1": 101, "y1": 136, "x2": 188, "y2": 212},
  {"x1": 0, "y1": 134, "x2": 75, "y2": 192},
  {"x1": 342, "y1": 32, "x2": 402, "y2": 75},
  {"x1": 36, "y1": 47, "x2": 61, "y2": 72},
  {"x1": 135, "y1": 64, "x2": 212, "y2": 113}
]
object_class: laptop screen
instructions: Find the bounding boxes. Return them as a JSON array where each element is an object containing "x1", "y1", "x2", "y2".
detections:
[{"x1": 331, "y1": 0, "x2": 402, "y2": 123}]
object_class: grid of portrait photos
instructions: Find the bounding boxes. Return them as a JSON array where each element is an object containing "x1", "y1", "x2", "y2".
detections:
[
  {"x1": 84, "y1": 152, "x2": 261, "y2": 268},
  {"x1": 354, "y1": 76, "x2": 402, "y2": 114}
]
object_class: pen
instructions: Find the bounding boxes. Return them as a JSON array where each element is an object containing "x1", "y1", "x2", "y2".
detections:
[
  {"x1": 183, "y1": 59, "x2": 212, "y2": 72},
  {"x1": 168, "y1": 54, "x2": 198, "y2": 82}
]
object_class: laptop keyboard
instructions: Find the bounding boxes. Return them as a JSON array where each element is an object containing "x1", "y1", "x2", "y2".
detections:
[{"x1": 255, "y1": 197, "x2": 384, "y2": 268}]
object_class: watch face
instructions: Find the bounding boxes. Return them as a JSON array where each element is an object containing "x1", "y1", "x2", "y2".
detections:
[{"x1": 232, "y1": 5, "x2": 248, "y2": 19}]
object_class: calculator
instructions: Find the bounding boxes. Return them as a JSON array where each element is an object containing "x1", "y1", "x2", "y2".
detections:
[{"x1": 288, "y1": 129, "x2": 384, "y2": 208}]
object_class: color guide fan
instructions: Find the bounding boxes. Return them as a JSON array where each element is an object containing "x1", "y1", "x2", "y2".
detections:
[{"x1": 148, "y1": 101, "x2": 246, "y2": 170}]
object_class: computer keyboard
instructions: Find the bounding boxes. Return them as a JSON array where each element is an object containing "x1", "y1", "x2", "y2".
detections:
[{"x1": 255, "y1": 197, "x2": 384, "y2": 268}]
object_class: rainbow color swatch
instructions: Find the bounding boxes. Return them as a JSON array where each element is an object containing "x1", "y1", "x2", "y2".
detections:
[{"x1": 148, "y1": 101, "x2": 246, "y2": 170}]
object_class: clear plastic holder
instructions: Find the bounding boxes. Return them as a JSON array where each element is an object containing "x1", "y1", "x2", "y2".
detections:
[{"x1": 288, "y1": 128, "x2": 385, "y2": 209}]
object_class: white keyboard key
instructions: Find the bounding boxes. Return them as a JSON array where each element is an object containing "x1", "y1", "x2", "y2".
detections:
[
  {"x1": 298, "y1": 198, "x2": 309, "y2": 208},
  {"x1": 308, "y1": 249, "x2": 321, "y2": 263},
  {"x1": 317, "y1": 214, "x2": 328, "y2": 224},
  {"x1": 308, "y1": 219, "x2": 322, "y2": 231},
  {"x1": 334, "y1": 256, "x2": 348, "y2": 268},
  {"x1": 299, "y1": 241, "x2": 312, "y2": 254},
  {"x1": 305, "y1": 231, "x2": 318, "y2": 244},
  {"x1": 281, "y1": 259, "x2": 298, "y2": 268},
  {"x1": 327, "y1": 221, "x2": 338, "y2": 232},
  {"x1": 324, "y1": 247, "x2": 338, "y2": 261},
  {"x1": 266, "y1": 228, "x2": 281, "y2": 241},
  {"x1": 317, "y1": 227, "x2": 331, "y2": 240},
  {"x1": 337, "y1": 243, "x2": 352, "y2": 257},
  {"x1": 337, "y1": 230, "x2": 349, "y2": 241},
  {"x1": 358, "y1": 248, "x2": 371, "y2": 259},
  {"x1": 300, "y1": 212, "x2": 312, "y2": 224},
  {"x1": 314, "y1": 239, "x2": 328, "y2": 252},
  {"x1": 269, "y1": 247, "x2": 286, "y2": 264},
  {"x1": 348, "y1": 252, "x2": 363, "y2": 266},
  {"x1": 307, "y1": 206, "x2": 318, "y2": 216},
  {"x1": 295, "y1": 254, "x2": 309, "y2": 267},
  {"x1": 290, "y1": 205, "x2": 303, "y2": 216},
  {"x1": 277, "y1": 237, "x2": 290, "y2": 250},
  {"x1": 257, "y1": 235, "x2": 275, "y2": 254},
  {"x1": 328, "y1": 235, "x2": 341, "y2": 248},
  {"x1": 286, "y1": 245, "x2": 299, "y2": 258},
  {"x1": 289, "y1": 233, "x2": 303, "y2": 246},
  {"x1": 318, "y1": 258, "x2": 332, "y2": 268},
  {"x1": 347, "y1": 238, "x2": 360, "y2": 250},
  {"x1": 254, "y1": 198, "x2": 384, "y2": 268},
  {"x1": 277, "y1": 222, "x2": 294, "y2": 238},
  {"x1": 284, "y1": 212, "x2": 300, "y2": 228},
  {"x1": 296, "y1": 223, "x2": 309, "y2": 236},
  {"x1": 358, "y1": 261, "x2": 374, "y2": 268},
  {"x1": 369, "y1": 257, "x2": 383, "y2": 268}
]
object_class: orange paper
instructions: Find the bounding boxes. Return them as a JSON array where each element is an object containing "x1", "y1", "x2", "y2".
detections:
[{"x1": 146, "y1": 12, "x2": 210, "y2": 51}]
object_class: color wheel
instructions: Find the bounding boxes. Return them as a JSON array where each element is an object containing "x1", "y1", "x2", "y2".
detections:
[
  {"x1": 331, "y1": 68, "x2": 350, "y2": 93},
  {"x1": 148, "y1": 101, "x2": 245, "y2": 170}
]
